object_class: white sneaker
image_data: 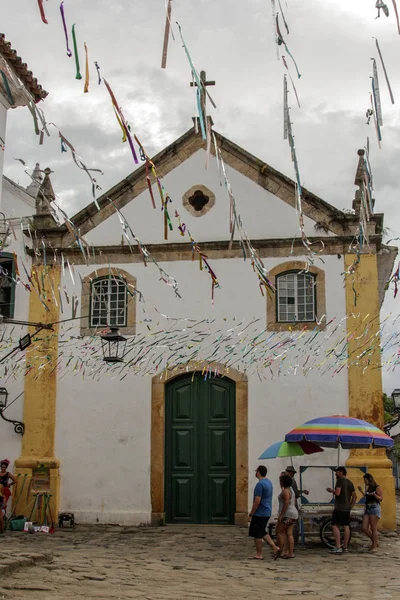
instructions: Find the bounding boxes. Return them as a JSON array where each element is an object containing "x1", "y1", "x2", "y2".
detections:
[{"x1": 329, "y1": 547, "x2": 343, "y2": 554}]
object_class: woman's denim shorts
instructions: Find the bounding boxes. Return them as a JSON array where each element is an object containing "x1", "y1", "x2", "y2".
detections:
[{"x1": 365, "y1": 503, "x2": 381, "y2": 518}]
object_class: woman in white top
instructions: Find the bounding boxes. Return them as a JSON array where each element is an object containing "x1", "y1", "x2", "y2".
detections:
[{"x1": 276, "y1": 474, "x2": 299, "y2": 559}]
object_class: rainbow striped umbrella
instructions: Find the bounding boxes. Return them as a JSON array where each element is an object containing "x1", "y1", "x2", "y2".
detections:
[{"x1": 285, "y1": 415, "x2": 393, "y2": 449}]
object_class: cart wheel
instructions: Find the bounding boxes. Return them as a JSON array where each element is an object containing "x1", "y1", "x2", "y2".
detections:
[{"x1": 320, "y1": 518, "x2": 351, "y2": 549}]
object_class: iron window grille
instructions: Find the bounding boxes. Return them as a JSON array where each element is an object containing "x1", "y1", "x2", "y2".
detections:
[
  {"x1": 0, "y1": 254, "x2": 16, "y2": 319},
  {"x1": 90, "y1": 276, "x2": 128, "y2": 328},
  {"x1": 276, "y1": 271, "x2": 316, "y2": 323}
]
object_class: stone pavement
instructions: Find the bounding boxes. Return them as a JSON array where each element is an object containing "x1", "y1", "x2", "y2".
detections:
[{"x1": 0, "y1": 519, "x2": 399, "y2": 600}]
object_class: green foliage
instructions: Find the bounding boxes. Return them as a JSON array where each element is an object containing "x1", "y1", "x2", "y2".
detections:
[{"x1": 383, "y1": 392, "x2": 394, "y2": 424}]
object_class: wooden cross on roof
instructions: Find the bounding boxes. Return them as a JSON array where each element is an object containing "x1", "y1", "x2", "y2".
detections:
[{"x1": 190, "y1": 70, "x2": 217, "y2": 123}]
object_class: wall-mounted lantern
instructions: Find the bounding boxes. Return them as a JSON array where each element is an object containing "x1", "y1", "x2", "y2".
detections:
[{"x1": 100, "y1": 327, "x2": 128, "y2": 363}]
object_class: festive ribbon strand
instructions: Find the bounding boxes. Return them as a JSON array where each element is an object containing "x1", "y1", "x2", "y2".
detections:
[
  {"x1": 37, "y1": 0, "x2": 48, "y2": 24},
  {"x1": 374, "y1": 39, "x2": 394, "y2": 104},
  {"x1": 49, "y1": 123, "x2": 103, "y2": 209},
  {"x1": 72, "y1": 24, "x2": 82, "y2": 80},
  {"x1": 161, "y1": 0, "x2": 173, "y2": 68},
  {"x1": 0, "y1": 71, "x2": 15, "y2": 106},
  {"x1": 103, "y1": 79, "x2": 139, "y2": 164},
  {"x1": 278, "y1": 0, "x2": 289, "y2": 34},
  {"x1": 371, "y1": 59, "x2": 383, "y2": 126},
  {"x1": 282, "y1": 56, "x2": 300, "y2": 108},
  {"x1": 176, "y1": 22, "x2": 209, "y2": 140},
  {"x1": 60, "y1": 2, "x2": 72, "y2": 57},
  {"x1": 94, "y1": 61, "x2": 102, "y2": 85},
  {"x1": 84, "y1": 43, "x2": 89, "y2": 93},
  {"x1": 392, "y1": 0, "x2": 400, "y2": 33}
]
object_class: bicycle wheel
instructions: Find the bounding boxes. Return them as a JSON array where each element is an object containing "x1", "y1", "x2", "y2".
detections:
[{"x1": 320, "y1": 518, "x2": 351, "y2": 549}]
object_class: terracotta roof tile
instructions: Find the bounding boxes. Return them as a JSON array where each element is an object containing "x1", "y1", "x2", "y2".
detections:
[{"x1": 0, "y1": 34, "x2": 48, "y2": 103}]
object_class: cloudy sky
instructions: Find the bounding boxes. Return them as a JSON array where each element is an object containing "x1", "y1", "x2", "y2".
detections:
[{"x1": 3, "y1": 0, "x2": 400, "y2": 392}]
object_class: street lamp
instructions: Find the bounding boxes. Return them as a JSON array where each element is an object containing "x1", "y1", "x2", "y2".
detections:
[
  {"x1": 100, "y1": 327, "x2": 128, "y2": 363},
  {"x1": 391, "y1": 389, "x2": 400, "y2": 413}
]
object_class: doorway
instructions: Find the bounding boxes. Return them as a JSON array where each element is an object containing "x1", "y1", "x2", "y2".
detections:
[{"x1": 165, "y1": 373, "x2": 236, "y2": 524}]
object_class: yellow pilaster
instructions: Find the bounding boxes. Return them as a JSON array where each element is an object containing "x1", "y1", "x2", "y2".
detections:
[
  {"x1": 344, "y1": 254, "x2": 396, "y2": 529},
  {"x1": 14, "y1": 265, "x2": 61, "y2": 523}
]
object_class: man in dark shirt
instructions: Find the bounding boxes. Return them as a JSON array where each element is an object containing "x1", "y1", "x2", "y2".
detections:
[{"x1": 326, "y1": 466, "x2": 356, "y2": 554}]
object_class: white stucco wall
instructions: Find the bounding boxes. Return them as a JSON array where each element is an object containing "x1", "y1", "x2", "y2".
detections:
[
  {"x1": 0, "y1": 174, "x2": 32, "y2": 489},
  {"x1": 55, "y1": 252, "x2": 348, "y2": 524},
  {"x1": 86, "y1": 149, "x2": 326, "y2": 247}
]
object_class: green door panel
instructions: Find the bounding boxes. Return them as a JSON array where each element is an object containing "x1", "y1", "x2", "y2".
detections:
[{"x1": 165, "y1": 374, "x2": 235, "y2": 524}]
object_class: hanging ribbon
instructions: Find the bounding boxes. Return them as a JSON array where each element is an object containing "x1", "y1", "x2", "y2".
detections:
[
  {"x1": 94, "y1": 61, "x2": 102, "y2": 85},
  {"x1": 371, "y1": 59, "x2": 383, "y2": 126},
  {"x1": 37, "y1": 0, "x2": 48, "y2": 24},
  {"x1": 84, "y1": 43, "x2": 89, "y2": 93},
  {"x1": 374, "y1": 39, "x2": 394, "y2": 104},
  {"x1": 0, "y1": 71, "x2": 15, "y2": 106},
  {"x1": 161, "y1": 0, "x2": 173, "y2": 68},
  {"x1": 72, "y1": 24, "x2": 82, "y2": 80},
  {"x1": 50, "y1": 124, "x2": 103, "y2": 209},
  {"x1": 282, "y1": 56, "x2": 300, "y2": 108},
  {"x1": 270, "y1": 0, "x2": 280, "y2": 59},
  {"x1": 371, "y1": 86, "x2": 382, "y2": 144},
  {"x1": 284, "y1": 43, "x2": 301, "y2": 79},
  {"x1": 278, "y1": 0, "x2": 289, "y2": 34},
  {"x1": 283, "y1": 75, "x2": 289, "y2": 140},
  {"x1": 103, "y1": 79, "x2": 139, "y2": 164},
  {"x1": 375, "y1": 1, "x2": 389, "y2": 17},
  {"x1": 392, "y1": 0, "x2": 400, "y2": 33},
  {"x1": 60, "y1": 2, "x2": 72, "y2": 56},
  {"x1": 176, "y1": 23, "x2": 208, "y2": 140}
]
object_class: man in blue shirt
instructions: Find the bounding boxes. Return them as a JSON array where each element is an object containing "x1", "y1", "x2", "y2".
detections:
[{"x1": 248, "y1": 465, "x2": 280, "y2": 559}]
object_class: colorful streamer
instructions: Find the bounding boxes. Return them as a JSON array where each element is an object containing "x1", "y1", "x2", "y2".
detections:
[
  {"x1": 84, "y1": 43, "x2": 89, "y2": 93},
  {"x1": 103, "y1": 79, "x2": 139, "y2": 164},
  {"x1": 94, "y1": 61, "x2": 102, "y2": 85},
  {"x1": 282, "y1": 56, "x2": 300, "y2": 108},
  {"x1": 374, "y1": 39, "x2": 394, "y2": 104},
  {"x1": 37, "y1": 0, "x2": 48, "y2": 24},
  {"x1": 392, "y1": 0, "x2": 400, "y2": 33},
  {"x1": 60, "y1": 2, "x2": 72, "y2": 57},
  {"x1": 161, "y1": 0, "x2": 173, "y2": 68},
  {"x1": 0, "y1": 71, "x2": 15, "y2": 106},
  {"x1": 372, "y1": 58, "x2": 383, "y2": 126},
  {"x1": 72, "y1": 24, "x2": 82, "y2": 80}
]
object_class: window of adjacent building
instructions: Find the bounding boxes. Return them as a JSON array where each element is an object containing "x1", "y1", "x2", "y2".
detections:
[
  {"x1": 276, "y1": 271, "x2": 316, "y2": 323},
  {"x1": 0, "y1": 254, "x2": 15, "y2": 319},
  {"x1": 90, "y1": 276, "x2": 128, "y2": 328}
]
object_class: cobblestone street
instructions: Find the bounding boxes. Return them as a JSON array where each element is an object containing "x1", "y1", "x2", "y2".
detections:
[{"x1": 0, "y1": 515, "x2": 400, "y2": 600}]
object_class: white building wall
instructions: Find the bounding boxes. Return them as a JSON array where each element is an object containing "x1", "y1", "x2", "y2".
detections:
[
  {"x1": 0, "y1": 175, "x2": 33, "y2": 480},
  {"x1": 86, "y1": 150, "x2": 328, "y2": 247},
  {"x1": 56, "y1": 253, "x2": 347, "y2": 524}
]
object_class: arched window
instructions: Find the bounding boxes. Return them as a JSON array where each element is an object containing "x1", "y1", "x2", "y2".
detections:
[
  {"x1": 266, "y1": 261, "x2": 326, "y2": 332},
  {"x1": 80, "y1": 268, "x2": 137, "y2": 336},
  {"x1": 90, "y1": 275, "x2": 128, "y2": 328},
  {"x1": 276, "y1": 271, "x2": 316, "y2": 322}
]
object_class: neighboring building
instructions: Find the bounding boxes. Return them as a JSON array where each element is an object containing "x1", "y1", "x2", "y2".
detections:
[
  {"x1": 0, "y1": 33, "x2": 47, "y2": 509},
  {"x1": 2, "y1": 125, "x2": 396, "y2": 529}
]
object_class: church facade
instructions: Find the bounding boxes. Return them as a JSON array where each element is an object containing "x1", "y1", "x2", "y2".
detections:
[{"x1": 1, "y1": 126, "x2": 396, "y2": 529}]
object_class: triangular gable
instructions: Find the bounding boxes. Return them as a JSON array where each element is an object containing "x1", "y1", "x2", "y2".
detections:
[{"x1": 35, "y1": 127, "x2": 378, "y2": 246}]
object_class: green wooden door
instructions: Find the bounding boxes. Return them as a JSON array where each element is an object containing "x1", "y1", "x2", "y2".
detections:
[{"x1": 165, "y1": 373, "x2": 236, "y2": 524}]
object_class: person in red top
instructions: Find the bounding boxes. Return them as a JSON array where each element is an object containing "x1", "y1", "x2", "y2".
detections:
[{"x1": 0, "y1": 459, "x2": 16, "y2": 510}]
